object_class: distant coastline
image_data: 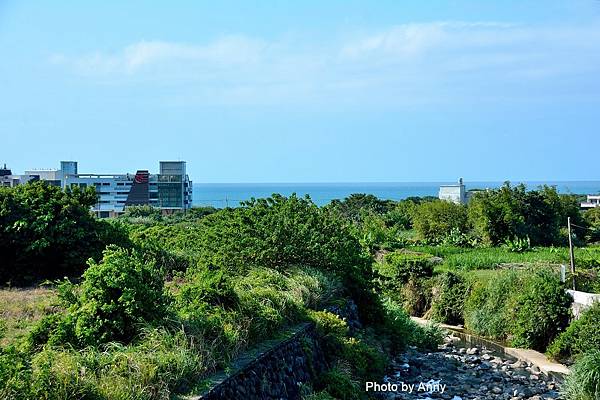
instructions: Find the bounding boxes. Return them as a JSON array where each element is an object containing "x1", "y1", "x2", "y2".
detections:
[{"x1": 192, "y1": 181, "x2": 600, "y2": 208}]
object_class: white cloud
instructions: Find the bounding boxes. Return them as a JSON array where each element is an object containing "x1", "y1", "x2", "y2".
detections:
[
  {"x1": 51, "y1": 35, "x2": 267, "y2": 74},
  {"x1": 49, "y1": 21, "x2": 600, "y2": 107}
]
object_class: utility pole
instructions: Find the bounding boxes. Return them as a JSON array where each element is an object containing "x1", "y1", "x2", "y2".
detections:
[{"x1": 568, "y1": 217, "x2": 577, "y2": 290}]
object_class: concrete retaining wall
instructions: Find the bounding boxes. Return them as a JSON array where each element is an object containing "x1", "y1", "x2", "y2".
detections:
[{"x1": 567, "y1": 289, "x2": 600, "y2": 318}]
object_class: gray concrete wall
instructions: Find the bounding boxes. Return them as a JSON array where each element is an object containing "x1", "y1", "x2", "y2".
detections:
[{"x1": 567, "y1": 289, "x2": 600, "y2": 318}]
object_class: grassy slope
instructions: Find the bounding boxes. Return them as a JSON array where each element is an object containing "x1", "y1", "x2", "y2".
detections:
[{"x1": 0, "y1": 288, "x2": 57, "y2": 347}]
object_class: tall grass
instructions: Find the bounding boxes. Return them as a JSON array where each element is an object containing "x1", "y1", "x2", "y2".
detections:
[
  {"x1": 562, "y1": 350, "x2": 600, "y2": 400},
  {"x1": 407, "y1": 245, "x2": 592, "y2": 271},
  {"x1": 0, "y1": 266, "x2": 345, "y2": 400}
]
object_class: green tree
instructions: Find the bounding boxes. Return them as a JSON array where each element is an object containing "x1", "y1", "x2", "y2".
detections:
[
  {"x1": 0, "y1": 182, "x2": 129, "y2": 284},
  {"x1": 584, "y1": 207, "x2": 600, "y2": 242},
  {"x1": 412, "y1": 200, "x2": 469, "y2": 243},
  {"x1": 468, "y1": 183, "x2": 583, "y2": 246},
  {"x1": 328, "y1": 194, "x2": 394, "y2": 224}
]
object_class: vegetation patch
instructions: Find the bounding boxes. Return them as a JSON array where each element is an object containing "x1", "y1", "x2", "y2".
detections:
[{"x1": 548, "y1": 302, "x2": 600, "y2": 362}]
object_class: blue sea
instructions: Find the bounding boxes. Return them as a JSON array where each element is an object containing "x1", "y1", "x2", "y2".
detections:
[{"x1": 193, "y1": 181, "x2": 600, "y2": 208}]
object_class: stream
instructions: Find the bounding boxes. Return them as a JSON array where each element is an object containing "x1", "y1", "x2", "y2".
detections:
[{"x1": 376, "y1": 334, "x2": 562, "y2": 400}]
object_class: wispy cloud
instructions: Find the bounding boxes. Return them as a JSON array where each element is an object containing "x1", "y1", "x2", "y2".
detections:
[
  {"x1": 49, "y1": 21, "x2": 600, "y2": 107},
  {"x1": 51, "y1": 35, "x2": 267, "y2": 74}
]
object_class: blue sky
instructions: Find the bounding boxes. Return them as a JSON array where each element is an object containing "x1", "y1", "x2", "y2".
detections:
[{"x1": 1, "y1": 1, "x2": 600, "y2": 182}]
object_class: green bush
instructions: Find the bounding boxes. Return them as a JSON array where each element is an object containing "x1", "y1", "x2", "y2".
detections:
[
  {"x1": 399, "y1": 277, "x2": 433, "y2": 317},
  {"x1": 464, "y1": 269, "x2": 571, "y2": 351},
  {"x1": 584, "y1": 207, "x2": 600, "y2": 243},
  {"x1": 548, "y1": 302, "x2": 600, "y2": 362},
  {"x1": 429, "y1": 272, "x2": 470, "y2": 325},
  {"x1": 0, "y1": 346, "x2": 33, "y2": 398},
  {"x1": 380, "y1": 298, "x2": 419, "y2": 353},
  {"x1": 31, "y1": 246, "x2": 170, "y2": 348},
  {"x1": 562, "y1": 350, "x2": 600, "y2": 400},
  {"x1": 0, "y1": 182, "x2": 130, "y2": 285},
  {"x1": 328, "y1": 193, "x2": 394, "y2": 224},
  {"x1": 309, "y1": 310, "x2": 349, "y2": 339},
  {"x1": 511, "y1": 269, "x2": 572, "y2": 351},
  {"x1": 468, "y1": 183, "x2": 584, "y2": 246},
  {"x1": 411, "y1": 322, "x2": 445, "y2": 351},
  {"x1": 317, "y1": 366, "x2": 361, "y2": 400},
  {"x1": 134, "y1": 194, "x2": 381, "y2": 324},
  {"x1": 464, "y1": 271, "x2": 517, "y2": 340},
  {"x1": 340, "y1": 337, "x2": 386, "y2": 382},
  {"x1": 412, "y1": 200, "x2": 469, "y2": 244},
  {"x1": 377, "y1": 252, "x2": 434, "y2": 283}
]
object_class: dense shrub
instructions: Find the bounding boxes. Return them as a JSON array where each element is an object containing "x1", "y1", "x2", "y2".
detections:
[
  {"x1": 377, "y1": 252, "x2": 435, "y2": 283},
  {"x1": 121, "y1": 204, "x2": 163, "y2": 221},
  {"x1": 384, "y1": 199, "x2": 420, "y2": 230},
  {"x1": 410, "y1": 322, "x2": 445, "y2": 351},
  {"x1": 465, "y1": 269, "x2": 571, "y2": 351},
  {"x1": 399, "y1": 277, "x2": 433, "y2": 317},
  {"x1": 412, "y1": 200, "x2": 469, "y2": 244},
  {"x1": 562, "y1": 350, "x2": 600, "y2": 400},
  {"x1": 379, "y1": 298, "x2": 444, "y2": 352},
  {"x1": 132, "y1": 194, "x2": 382, "y2": 324},
  {"x1": 317, "y1": 366, "x2": 361, "y2": 400},
  {"x1": 31, "y1": 246, "x2": 169, "y2": 348},
  {"x1": 380, "y1": 298, "x2": 416, "y2": 352},
  {"x1": 0, "y1": 346, "x2": 32, "y2": 398},
  {"x1": 548, "y1": 302, "x2": 600, "y2": 362},
  {"x1": 584, "y1": 207, "x2": 600, "y2": 243},
  {"x1": 429, "y1": 272, "x2": 470, "y2": 325},
  {"x1": 193, "y1": 194, "x2": 372, "y2": 275},
  {"x1": 0, "y1": 182, "x2": 130, "y2": 284},
  {"x1": 309, "y1": 309, "x2": 387, "y2": 400},
  {"x1": 328, "y1": 193, "x2": 395, "y2": 224},
  {"x1": 510, "y1": 269, "x2": 572, "y2": 351},
  {"x1": 468, "y1": 183, "x2": 584, "y2": 246}
]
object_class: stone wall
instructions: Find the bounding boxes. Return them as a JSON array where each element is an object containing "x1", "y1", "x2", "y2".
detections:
[{"x1": 193, "y1": 323, "x2": 327, "y2": 400}]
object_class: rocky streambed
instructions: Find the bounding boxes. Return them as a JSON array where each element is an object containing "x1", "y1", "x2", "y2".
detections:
[{"x1": 378, "y1": 335, "x2": 562, "y2": 400}]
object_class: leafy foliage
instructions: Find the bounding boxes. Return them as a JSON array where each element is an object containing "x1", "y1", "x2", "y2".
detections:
[
  {"x1": 548, "y1": 302, "x2": 600, "y2": 362},
  {"x1": 465, "y1": 268, "x2": 571, "y2": 351},
  {"x1": 584, "y1": 207, "x2": 600, "y2": 243},
  {"x1": 562, "y1": 350, "x2": 600, "y2": 400},
  {"x1": 32, "y1": 246, "x2": 169, "y2": 348},
  {"x1": 429, "y1": 272, "x2": 471, "y2": 325},
  {"x1": 510, "y1": 269, "x2": 572, "y2": 351},
  {"x1": 376, "y1": 252, "x2": 435, "y2": 284},
  {"x1": 0, "y1": 182, "x2": 130, "y2": 284},
  {"x1": 328, "y1": 193, "x2": 395, "y2": 224},
  {"x1": 468, "y1": 183, "x2": 584, "y2": 246},
  {"x1": 412, "y1": 200, "x2": 469, "y2": 244}
]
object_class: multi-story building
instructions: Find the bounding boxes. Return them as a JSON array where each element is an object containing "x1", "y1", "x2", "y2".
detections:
[
  {"x1": 1, "y1": 161, "x2": 193, "y2": 217},
  {"x1": 0, "y1": 163, "x2": 55, "y2": 187},
  {"x1": 581, "y1": 195, "x2": 600, "y2": 210}
]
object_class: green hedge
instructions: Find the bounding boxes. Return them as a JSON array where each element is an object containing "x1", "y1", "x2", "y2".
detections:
[
  {"x1": 548, "y1": 302, "x2": 600, "y2": 362},
  {"x1": 429, "y1": 272, "x2": 471, "y2": 326},
  {"x1": 464, "y1": 269, "x2": 571, "y2": 351},
  {"x1": 376, "y1": 252, "x2": 434, "y2": 283}
]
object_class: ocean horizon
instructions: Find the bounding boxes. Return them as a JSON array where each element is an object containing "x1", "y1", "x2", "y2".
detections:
[{"x1": 192, "y1": 181, "x2": 600, "y2": 208}]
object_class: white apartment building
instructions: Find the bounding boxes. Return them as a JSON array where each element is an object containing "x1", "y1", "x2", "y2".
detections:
[{"x1": 2, "y1": 161, "x2": 193, "y2": 218}]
